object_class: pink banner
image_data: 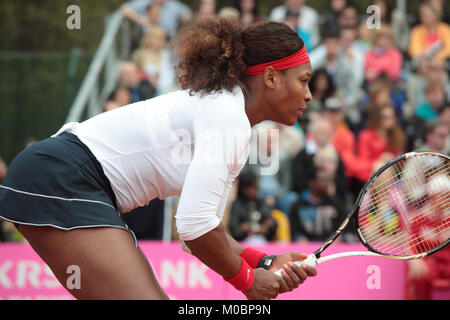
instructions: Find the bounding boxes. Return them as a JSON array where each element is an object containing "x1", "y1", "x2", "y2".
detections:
[{"x1": 0, "y1": 241, "x2": 407, "y2": 300}]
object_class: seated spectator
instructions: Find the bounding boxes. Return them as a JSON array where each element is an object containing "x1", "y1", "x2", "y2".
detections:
[
  {"x1": 364, "y1": 25, "x2": 403, "y2": 84},
  {"x1": 357, "y1": 104, "x2": 406, "y2": 182},
  {"x1": 337, "y1": 5, "x2": 359, "y2": 29},
  {"x1": 313, "y1": 146, "x2": 344, "y2": 200},
  {"x1": 355, "y1": 20, "x2": 372, "y2": 55},
  {"x1": 121, "y1": 0, "x2": 192, "y2": 40},
  {"x1": 291, "y1": 117, "x2": 347, "y2": 204},
  {"x1": 359, "y1": 77, "x2": 405, "y2": 130},
  {"x1": 283, "y1": 9, "x2": 312, "y2": 52},
  {"x1": 323, "y1": 97, "x2": 354, "y2": 171},
  {"x1": 270, "y1": 0, "x2": 320, "y2": 48},
  {"x1": 247, "y1": 124, "x2": 292, "y2": 206},
  {"x1": 103, "y1": 86, "x2": 132, "y2": 112},
  {"x1": 246, "y1": 121, "x2": 303, "y2": 215},
  {"x1": 193, "y1": 0, "x2": 216, "y2": 21},
  {"x1": 416, "y1": 120, "x2": 449, "y2": 153},
  {"x1": 321, "y1": 0, "x2": 350, "y2": 37},
  {"x1": 277, "y1": 122, "x2": 305, "y2": 160},
  {"x1": 408, "y1": 101, "x2": 450, "y2": 153},
  {"x1": 406, "y1": 246, "x2": 450, "y2": 300},
  {"x1": 307, "y1": 68, "x2": 336, "y2": 115},
  {"x1": 228, "y1": 170, "x2": 278, "y2": 244},
  {"x1": 405, "y1": 57, "x2": 450, "y2": 120},
  {"x1": 409, "y1": 2, "x2": 450, "y2": 61},
  {"x1": 119, "y1": 61, "x2": 156, "y2": 102},
  {"x1": 247, "y1": 121, "x2": 304, "y2": 216},
  {"x1": 289, "y1": 167, "x2": 346, "y2": 242},
  {"x1": 103, "y1": 101, "x2": 121, "y2": 113},
  {"x1": 309, "y1": 28, "x2": 340, "y2": 78},
  {"x1": 132, "y1": 27, "x2": 176, "y2": 95},
  {"x1": 146, "y1": 1, "x2": 163, "y2": 31},
  {"x1": 365, "y1": 79, "x2": 394, "y2": 114},
  {"x1": 427, "y1": 0, "x2": 450, "y2": 24},
  {"x1": 335, "y1": 26, "x2": 365, "y2": 126},
  {"x1": 372, "y1": 0, "x2": 410, "y2": 52},
  {"x1": 217, "y1": 7, "x2": 240, "y2": 20},
  {"x1": 322, "y1": 97, "x2": 369, "y2": 197},
  {"x1": 235, "y1": 0, "x2": 263, "y2": 26},
  {"x1": 415, "y1": 80, "x2": 447, "y2": 121}
]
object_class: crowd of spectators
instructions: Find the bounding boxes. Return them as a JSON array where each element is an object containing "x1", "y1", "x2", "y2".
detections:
[{"x1": 1, "y1": 0, "x2": 449, "y2": 299}]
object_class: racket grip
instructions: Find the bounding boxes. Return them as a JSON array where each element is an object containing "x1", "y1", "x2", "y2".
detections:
[{"x1": 274, "y1": 254, "x2": 318, "y2": 277}]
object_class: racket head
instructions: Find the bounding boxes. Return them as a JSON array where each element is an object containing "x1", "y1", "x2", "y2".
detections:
[{"x1": 354, "y1": 152, "x2": 449, "y2": 259}]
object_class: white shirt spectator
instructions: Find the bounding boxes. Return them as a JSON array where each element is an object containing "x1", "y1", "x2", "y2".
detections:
[
  {"x1": 335, "y1": 46, "x2": 365, "y2": 124},
  {"x1": 270, "y1": 2, "x2": 320, "y2": 48},
  {"x1": 122, "y1": 0, "x2": 192, "y2": 39}
]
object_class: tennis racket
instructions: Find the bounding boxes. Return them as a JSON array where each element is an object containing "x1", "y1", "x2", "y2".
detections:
[{"x1": 275, "y1": 151, "x2": 449, "y2": 275}]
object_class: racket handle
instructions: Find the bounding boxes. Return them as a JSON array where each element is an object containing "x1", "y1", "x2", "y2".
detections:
[{"x1": 274, "y1": 254, "x2": 318, "y2": 277}]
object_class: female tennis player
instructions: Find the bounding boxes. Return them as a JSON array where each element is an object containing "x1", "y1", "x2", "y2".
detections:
[{"x1": 0, "y1": 19, "x2": 316, "y2": 300}]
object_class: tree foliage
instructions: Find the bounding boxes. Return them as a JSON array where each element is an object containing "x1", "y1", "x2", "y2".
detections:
[{"x1": 0, "y1": 0, "x2": 426, "y2": 51}]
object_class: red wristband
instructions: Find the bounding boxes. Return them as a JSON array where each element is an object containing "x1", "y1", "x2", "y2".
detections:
[
  {"x1": 240, "y1": 247, "x2": 267, "y2": 269},
  {"x1": 224, "y1": 257, "x2": 254, "y2": 292}
]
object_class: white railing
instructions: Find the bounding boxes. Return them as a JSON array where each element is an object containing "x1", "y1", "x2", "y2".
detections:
[{"x1": 65, "y1": 10, "x2": 129, "y2": 123}]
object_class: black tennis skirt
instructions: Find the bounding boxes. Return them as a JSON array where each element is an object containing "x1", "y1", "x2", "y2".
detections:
[{"x1": 0, "y1": 132, "x2": 136, "y2": 245}]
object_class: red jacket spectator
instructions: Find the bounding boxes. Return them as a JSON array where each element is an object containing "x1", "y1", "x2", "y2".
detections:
[
  {"x1": 332, "y1": 124, "x2": 372, "y2": 181},
  {"x1": 323, "y1": 97, "x2": 373, "y2": 182},
  {"x1": 364, "y1": 25, "x2": 403, "y2": 83},
  {"x1": 356, "y1": 105, "x2": 405, "y2": 182},
  {"x1": 356, "y1": 129, "x2": 396, "y2": 181},
  {"x1": 365, "y1": 47, "x2": 403, "y2": 82}
]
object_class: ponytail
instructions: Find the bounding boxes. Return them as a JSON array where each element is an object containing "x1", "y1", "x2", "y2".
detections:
[
  {"x1": 175, "y1": 18, "x2": 246, "y2": 95},
  {"x1": 174, "y1": 19, "x2": 304, "y2": 95}
]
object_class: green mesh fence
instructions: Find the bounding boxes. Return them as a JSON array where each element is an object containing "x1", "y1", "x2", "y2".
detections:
[{"x1": 0, "y1": 51, "x2": 93, "y2": 164}]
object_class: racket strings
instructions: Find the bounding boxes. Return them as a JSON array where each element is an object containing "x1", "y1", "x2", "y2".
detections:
[
  {"x1": 359, "y1": 162, "x2": 447, "y2": 237},
  {"x1": 368, "y1": 156, "x2": 447, "y2": 199},
  {"x1": 361, "y1": 195, "x2": 448, "y2": 242},
  {"x1": 370, "y1": 220, "x2": 449, "y2": 256},
  {"x1": 360, "y1": 173, "x2": 448, "y2": 237},
  {"x1": 398, "y1": 222, "x2": 448, "y2": 255},
  {"x1": 365, "y1": 221, "x2": 447, "y2": 256},
  {"x1": 361, "y1": 184, "x2": 448, "y2": 245},
  {"x1": 366, "y1": 157, "x2": 448, "y2": 204},
  {"x1": 360, "y1": 166, "x2": 448, "y2": 239},
  {"x1": 361, "y1": 154, "x2": 446, "y2": 216},
  {"x1": 363, "y1": 204, "x2": 448, "y2": 256},
  {"x1": 361, "y1": 201, "x2": 449, "y2": 255},
  {"x1": 358, "y1": 154, "x2": 449, "y2": 256}
]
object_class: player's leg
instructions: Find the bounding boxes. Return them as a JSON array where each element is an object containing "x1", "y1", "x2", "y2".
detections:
[{"x1": 17, "y1": 225, "x2": 168, "y2": 300}]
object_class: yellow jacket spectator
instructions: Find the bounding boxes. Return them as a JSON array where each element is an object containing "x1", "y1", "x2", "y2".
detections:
[{"x1": 409, "y1": 3, "x2": 450, "y2": 60}]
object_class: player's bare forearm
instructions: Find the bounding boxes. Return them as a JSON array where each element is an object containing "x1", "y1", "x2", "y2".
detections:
[
  {"x1": 184, "y1": 223, "x2": 241, "y2": 278},
  {"x1": 225, "y1": 232, "x2": 245, "y2": 255}
]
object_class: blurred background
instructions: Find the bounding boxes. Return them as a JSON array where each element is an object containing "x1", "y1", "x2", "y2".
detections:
[{"x1": 0, "y1": 0, "x2": 449, "y2": 300}]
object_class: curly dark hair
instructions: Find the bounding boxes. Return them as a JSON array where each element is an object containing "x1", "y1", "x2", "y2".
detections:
[{"x1": 174, "y1": 18, "x2": 304, "y2": 96}]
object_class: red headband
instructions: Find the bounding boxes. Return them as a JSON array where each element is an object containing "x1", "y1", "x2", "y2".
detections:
[{"x1": 243, "y1": 46, "x2": 310, "y2": 76}]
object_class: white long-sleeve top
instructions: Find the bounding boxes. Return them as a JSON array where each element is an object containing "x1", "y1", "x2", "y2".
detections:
[{"x1": 53, "y1": 87, "x2": 251, "y2": 240}]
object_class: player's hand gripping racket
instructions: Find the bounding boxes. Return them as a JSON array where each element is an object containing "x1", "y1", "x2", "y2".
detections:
[{"x1": 275, "y1": 151, "x2": 449, "y2": 275}]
